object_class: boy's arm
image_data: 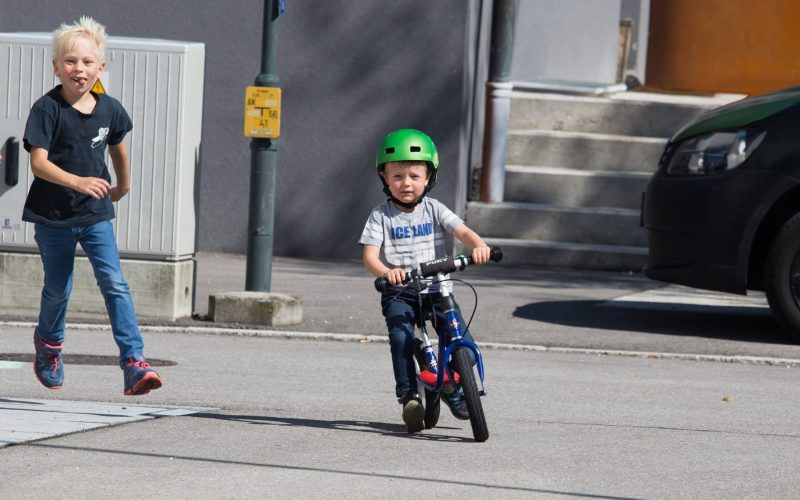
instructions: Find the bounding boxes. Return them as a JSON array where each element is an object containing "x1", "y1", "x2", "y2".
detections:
[
  {"x1": 363, "y1": 244, "x2": 406, "y2": 285},
  {"x1": 108, "y1": 142, "x2": 131, "y2": 202},
  {"x1": 452, "y1": 223, "x2": 491, "y2": 265},
  {"x1": 29, "y1": 147, "x2": 111, "y2": 199}
]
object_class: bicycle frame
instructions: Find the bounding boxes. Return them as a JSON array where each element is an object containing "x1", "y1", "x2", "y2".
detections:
[{"x1": 418, "y1": 271, "x2": 486, "y2": 396}]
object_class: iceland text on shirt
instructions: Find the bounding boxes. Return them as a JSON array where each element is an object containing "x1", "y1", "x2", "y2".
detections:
[{"x1": 390, "y1": 222, "x2": 433, "y2": 239}]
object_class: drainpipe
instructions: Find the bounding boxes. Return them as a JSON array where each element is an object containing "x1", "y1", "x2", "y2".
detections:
[{"x1": 480, "y1": 0, "x2": 517, "y2": 203}]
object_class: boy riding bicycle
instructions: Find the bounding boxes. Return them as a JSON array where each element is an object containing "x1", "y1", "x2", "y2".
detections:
[{"x1": 359, "y1": 129, "x2": 490, "y2": 433}]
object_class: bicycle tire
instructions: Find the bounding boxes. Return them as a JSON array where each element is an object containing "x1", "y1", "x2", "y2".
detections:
[
  {"x1": 452, "y1": 347, "x2": 489, "y2": 442},
  {"x1": 424, "y1": 389, "x2": 440, "y2": 429},
  {"x1": 414, "y1": 338, "x2": 441, "y2": 429}
]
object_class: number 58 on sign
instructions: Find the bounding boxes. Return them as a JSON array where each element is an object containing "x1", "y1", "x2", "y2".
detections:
[{"x1": 243, "y1": 86, "x2": 281, "y2": 138}]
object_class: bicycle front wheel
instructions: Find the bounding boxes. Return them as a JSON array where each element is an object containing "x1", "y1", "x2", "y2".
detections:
[{"x1": 452, "y1": 347, "x2": 489, "y2": 442}]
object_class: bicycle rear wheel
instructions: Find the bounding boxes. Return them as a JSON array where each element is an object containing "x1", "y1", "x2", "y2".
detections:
[
  {"x1": 452, "y1": 347, "x2": 489, "y2": 442},
  {"x1": 424, "y1": 389, "x2": 440, "y2": 429}
]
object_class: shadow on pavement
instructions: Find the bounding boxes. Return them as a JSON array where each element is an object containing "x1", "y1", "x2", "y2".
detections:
[
  {"x1": 189, "y1": 412, "x2": 471, "y2": 443},
  {"x1": 0, "y1": 353, "x2": 177, "y2": 366},
  {"x1": 513, "y1": 300, "x2": 796, "y2": 345}
]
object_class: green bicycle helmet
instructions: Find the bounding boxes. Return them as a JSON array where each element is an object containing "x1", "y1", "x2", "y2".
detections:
[{"x1": 375, "y1": 129, "x2": 440, "y2": 207}]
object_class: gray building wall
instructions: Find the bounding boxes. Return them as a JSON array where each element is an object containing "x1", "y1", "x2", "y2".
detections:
[
  {"x1": 0, "y1": 0, "x2": 481, "y2": 260},
  {"x1": 510, "y1": 0, "x2": 649, "y2": 85}
]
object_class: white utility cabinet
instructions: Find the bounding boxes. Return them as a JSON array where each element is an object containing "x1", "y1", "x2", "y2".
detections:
[
  {"x1": 0, "y1": 33, "x2": 204, "y2": 319},
  {"x1": 0, "y1": 33, "x2": 203, "y2": 259}
]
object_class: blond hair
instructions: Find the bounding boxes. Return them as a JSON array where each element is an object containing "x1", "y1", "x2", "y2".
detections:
[{"x1": 52, "y1": 16, "x2": 107, "y2": 63}]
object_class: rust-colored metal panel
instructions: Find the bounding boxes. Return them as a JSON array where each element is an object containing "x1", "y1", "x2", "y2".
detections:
[{"x1": 647, "y1": 0, "x2": 800, "y2": 95}]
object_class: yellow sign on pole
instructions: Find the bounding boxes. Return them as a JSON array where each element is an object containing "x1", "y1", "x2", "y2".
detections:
[{"x1": 244, "y1": 86, "x2": 281, "y2": 138}]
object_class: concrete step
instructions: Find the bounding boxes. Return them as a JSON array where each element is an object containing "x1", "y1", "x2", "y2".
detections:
[
  {"x1": 505, "y1": 165, "x2": 650, "y2": 209},
  {"x1": 481, "y1": 90, "x2": 743, "y2": 272},
  {"x1": 509, "y1": 91, "x2": 737, "y2": 137},
  {"x1": 506, "y1": 129, "x2": 666, "y2": 172},
  {"x1": 479, "y1": 236, "x2": 647, "y2": 272},
  {"x1": 465, "y1": 201, "x2": 646, "y2": 247}
]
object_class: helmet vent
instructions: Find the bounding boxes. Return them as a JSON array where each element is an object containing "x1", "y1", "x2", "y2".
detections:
[
  {"x1": 410, "y1": 146, "x2": 421, "y2": 152},
  {"x1": 385, "y1": 147, "x2": 395, "y2": 154}
]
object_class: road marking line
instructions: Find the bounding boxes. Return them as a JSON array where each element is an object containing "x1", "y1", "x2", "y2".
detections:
[{"x1": 0, "y1": 398, "x2": 213, "y2": 448}]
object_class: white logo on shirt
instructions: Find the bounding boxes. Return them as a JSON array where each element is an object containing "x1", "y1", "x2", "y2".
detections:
[{"x1": 91, "y1": 127, "x2": 110, "y2": 148}]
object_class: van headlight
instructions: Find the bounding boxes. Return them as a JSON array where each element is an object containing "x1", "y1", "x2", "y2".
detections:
[{"x1": 665, "y1": 129, "x2": 765, "y2": 176}]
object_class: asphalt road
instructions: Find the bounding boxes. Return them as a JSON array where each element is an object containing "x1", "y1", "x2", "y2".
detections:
[
  {"x1": 191, "y1": 253, "x2": 800, "y2": 359},
  {"x1": 2, "y1": 325, "x2": 800, "y2": 498},
  {"x1": 7, "y1": 252, "x2": 795, "y2": 359},
  {"x1": 3, "y1": 255, "x2": 800, "y2": 498}
]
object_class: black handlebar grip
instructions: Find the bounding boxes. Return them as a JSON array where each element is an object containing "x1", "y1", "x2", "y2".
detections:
[
  {"x1": 490, "y1": 246, "x2": 503, "y2": 262},
  {"x1": 419, "y1": 256, "x2": 457, "y2": 277},
  {"x1": 374, "y1": 274, "x2": 412, "y2": 293},
  {"x1": 374, "y1": 275, "x2": 390, "y2": 293},
  {"x1": 4, "y1": 137, "x2": 18, "y2": 187}
]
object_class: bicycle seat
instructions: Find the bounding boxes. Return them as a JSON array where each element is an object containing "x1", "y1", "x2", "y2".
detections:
[{"x1": 419, "y1": 368, "x2": 460, "y2": 387}]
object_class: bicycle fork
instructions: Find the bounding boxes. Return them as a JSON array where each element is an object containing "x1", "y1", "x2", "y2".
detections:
[{"x1": 418, "y1": 272, "x2": 487, "y2": 396}]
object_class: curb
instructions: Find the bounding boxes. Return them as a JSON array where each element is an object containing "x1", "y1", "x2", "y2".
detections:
[{"x1": 3, "y1": 321, "x2": 798, "y2": 368}]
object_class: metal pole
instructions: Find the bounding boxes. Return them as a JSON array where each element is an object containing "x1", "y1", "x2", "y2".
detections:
[
  {"x1": 480, "y1": 0, "x2": 516, "y2": 203},
  {"x1": 246, "y1": 0, "x2": 280, "y2": 292}
]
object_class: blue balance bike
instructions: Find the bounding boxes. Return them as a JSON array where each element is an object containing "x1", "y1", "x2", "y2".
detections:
[{"x1": 375, "y1": 247, "x2": 502, "y2": 442}]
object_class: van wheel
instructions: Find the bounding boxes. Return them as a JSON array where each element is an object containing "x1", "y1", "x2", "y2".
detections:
[{"x1": 764, "y1": 212, "x2": 800, "y2": 342}]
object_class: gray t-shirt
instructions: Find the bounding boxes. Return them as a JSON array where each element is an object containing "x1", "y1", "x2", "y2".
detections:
[{"x1": 359, "y1": 197, "x2": 463, "y2": 293}]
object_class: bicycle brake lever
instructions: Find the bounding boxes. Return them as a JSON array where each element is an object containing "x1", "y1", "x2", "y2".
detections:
[
  {"x1": 389, "y1": 279, "x2": 426, "y2": 299},
  {"x1": 408, "y1": 279, "x2": 428, "y2": 293}
]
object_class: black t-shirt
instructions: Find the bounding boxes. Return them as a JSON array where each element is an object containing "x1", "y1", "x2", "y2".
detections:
[{"x1": 22, "y1": 85, "x2": 133, "y2": 227}]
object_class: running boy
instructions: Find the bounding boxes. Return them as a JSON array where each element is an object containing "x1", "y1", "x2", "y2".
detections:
[
  {"x1": 23, "y1": 16, "x2": 162, "y2": 395},
  {"x1": 359, "y1": 129, "x2": 490, "y2": 432}
]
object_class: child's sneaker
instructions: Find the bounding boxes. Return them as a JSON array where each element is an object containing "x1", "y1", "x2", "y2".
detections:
[
  {"x1": 400, "y1": 392, "x2": 424, "y2": 433},
  {"x1": 33, "y1": 332, "x2": 64, "y2": 389},
  {"x1": 123, "y1": 356, "x2": 162, "y2": 396},
  {"x1": 443, "y1": 387, "x2": 470, "y2": 420}
]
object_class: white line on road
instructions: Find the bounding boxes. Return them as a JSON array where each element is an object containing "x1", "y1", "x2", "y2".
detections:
[{"x1": 0, "y1": 398, "x2": 213, "y2": 448}]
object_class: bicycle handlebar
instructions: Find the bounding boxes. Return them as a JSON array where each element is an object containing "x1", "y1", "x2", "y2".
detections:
[{"x1": 373, "y1": 246, "x2": 503, "y2": 293}]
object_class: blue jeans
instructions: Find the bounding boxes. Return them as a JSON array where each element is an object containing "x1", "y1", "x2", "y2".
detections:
[
  {"x1": 34, "y1": 221, "x2": 143, "y2": 367},
  {"x1": 381, "y1": 289, "x2": 475, "y2": 399}
]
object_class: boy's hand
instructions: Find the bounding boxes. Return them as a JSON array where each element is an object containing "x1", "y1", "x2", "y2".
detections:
[
  {"x1": 73, "y1": 177, "x2": 111, "y2": 199},
  {"x1": 472, "y1": 246, "x2": 491, "y2": 265},
  {"x1": 109, "y1": 186, "x2": 129, "y2": 202},
  {"x1": 386, "y1": 267, "x2": 407, "y2": 286}
]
